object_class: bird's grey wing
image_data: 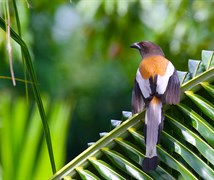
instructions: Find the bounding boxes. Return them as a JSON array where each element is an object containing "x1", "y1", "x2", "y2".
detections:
[
  {"x1": 162, "y1": 69, "x2": 181, "y2": 104},
  {"x1": 132, "y1": 79, "x2": 145, "y2": 115}
]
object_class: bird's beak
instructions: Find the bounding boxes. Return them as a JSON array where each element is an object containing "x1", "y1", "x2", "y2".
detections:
[{"x1": 130, "y1": 42, "x2": 141, "y2": 50}]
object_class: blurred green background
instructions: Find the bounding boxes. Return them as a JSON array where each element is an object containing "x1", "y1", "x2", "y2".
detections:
[{"x1": 1, "y1": 0, "x2": 214, "y2": 178}]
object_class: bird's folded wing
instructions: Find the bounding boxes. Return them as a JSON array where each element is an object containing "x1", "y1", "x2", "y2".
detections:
[
  {"x1": 162, "y1": 70, "x2": 181, "y2": 104},
  {"x1": 132, "y1": 79, "x2": 145, "y2": 114}
]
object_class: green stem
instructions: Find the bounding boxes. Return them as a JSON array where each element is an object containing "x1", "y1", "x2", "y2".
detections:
[
  {"x1": 12, "y1": 0, "x2": 29, "y2": 103},
  {"x1": 0, "y1": 17, "x2": 56, "y2": 174}
]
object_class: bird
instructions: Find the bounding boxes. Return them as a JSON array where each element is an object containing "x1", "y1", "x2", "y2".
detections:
[{"x1": 130, "y1": 41, "x2": 180, "y2": 171}]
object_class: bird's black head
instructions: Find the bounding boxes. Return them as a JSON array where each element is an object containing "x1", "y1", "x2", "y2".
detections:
[{"x1": 130, "y1": 41, "x2": 165, "y2": 58}]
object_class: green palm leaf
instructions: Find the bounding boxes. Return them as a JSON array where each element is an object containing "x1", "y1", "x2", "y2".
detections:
[
  {"x1": 0, "y1": 16, "x2": 56, "y2": 173},
  {"x1": 51, "y1": 50, "x2": 214, "y2": 179},
  {"x1": 0, "y1": 94, "x2": 73, "y2": 179},
  {"x1": 89, "y1": 157, "x2": 126, "y2": 180}
]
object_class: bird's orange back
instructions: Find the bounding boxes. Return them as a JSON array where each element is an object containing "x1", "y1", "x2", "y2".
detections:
[{"x1": 139, "y1": 55, "x2": 169, "y2": 79}]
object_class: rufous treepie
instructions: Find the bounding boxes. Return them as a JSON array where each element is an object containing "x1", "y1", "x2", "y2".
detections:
[{"x1": 130, "y1": 41, "x2": 180, "y2": 171}]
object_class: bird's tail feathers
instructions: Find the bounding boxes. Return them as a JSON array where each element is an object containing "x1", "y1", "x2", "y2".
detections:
[{"x1": 142, "y1": 96, "x2": 163, "y2": 171}]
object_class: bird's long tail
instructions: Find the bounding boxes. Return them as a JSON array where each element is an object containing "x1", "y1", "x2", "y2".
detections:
[{"x1": 142, "y1": 96, "x2": 163, "y2": 171}]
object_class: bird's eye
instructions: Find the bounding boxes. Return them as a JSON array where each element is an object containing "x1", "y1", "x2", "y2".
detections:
[
  {"x1": 141, "y1": 44, "x2": 145, "y2": 49},
  {"x1": 140, "y1": 43, "x2": 145, "y2": 47}
]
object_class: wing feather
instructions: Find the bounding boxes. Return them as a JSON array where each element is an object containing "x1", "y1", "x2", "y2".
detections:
[
  {"x1": 162, "y1": 70, "x2": 181, "y2": 104},
  {"x1": 132, "y1": 79, "x2": 145, "y2": 114}
]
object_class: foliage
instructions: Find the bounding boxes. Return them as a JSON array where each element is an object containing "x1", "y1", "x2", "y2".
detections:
[
  {"x1": 0, "y1": 0, "x2": 70, "y2": 178},
  {"x1": 0, "y1": 0, "x2": 214, "y2": 179},
  {"x1": 0, "y1": 93, "x2": 73, "y2": 179},
  {"x1": 0, "y1": 1, "x2": 214, "y2": 159},
  {"x1": 51, "y1": 50, "x2": 214, "y2": 179},
  {"x1": 35, "y1": 0, "x2": 214, "y2": 159}
]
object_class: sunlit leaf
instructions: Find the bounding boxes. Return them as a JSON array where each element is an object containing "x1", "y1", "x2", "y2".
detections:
[
  {"x1": 76, "y1": 167, "x2": 99, "y2": 180},
  {"x1": 202, "y1": 50, "x2": 214, "y2": 70},
  {"x1": 201, "y1": 82, "x2": 214, "y2": 98},
  {"x1": 102, "y1": 148, "x2": 152, "y2": 180},
  {"x1": 89, "y1": 157, "x2": 125, "y2": 180},
  {"x1": 188, "y1": 59, "x2": 200, "y2": 77},
  {"x1": 185, "y1": 91, "x2": 214, "y2": 120},
  {"x1": 166, "y1": 114, "x2": 214, "y2": 166},
  {"x1": 177, "y1": 71, "x2": 188, "y2": 84},
  {"x1": 177, "y1": 103, "x2": 214, "y2": 147},
  {"x1": 161, "y1": 131, "x2": 214, "y2": 180}
]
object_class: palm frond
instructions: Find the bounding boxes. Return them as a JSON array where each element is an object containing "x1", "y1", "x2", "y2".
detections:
[{"x1": 51, "y1": 50, "x2": 214, "y2": 180}]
